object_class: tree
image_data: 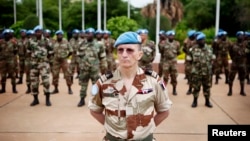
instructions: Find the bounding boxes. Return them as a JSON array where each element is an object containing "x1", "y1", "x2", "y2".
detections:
[{"x1": 107, "y1": 16, "x2": 139, "y2": 39}]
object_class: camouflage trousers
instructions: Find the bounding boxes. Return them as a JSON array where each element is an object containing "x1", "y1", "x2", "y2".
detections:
[
  {"x1": 25, "y1": 58, "x2": 32, "y2": 85},
  {"x1": 184, "y1": 60, "x2": 192, "y2": 84},
  {"x1": 228, "y1": 63, "x2": 246, "y2": 85},
  {"x1": 191, "y1": 74, "x2": 212, "y2": 98},
  {"x1": 52, "y1": 58, "x2": 72, "y2": 86},
  {"x1": 69, "y1": 55, "x2": 80, "y2": 76},
  {"x1": 160, "y1": 59, "x2": 178, "y2": 86},
  {"x1": 107, "y1": 56, "x2": 116, "y2": 72},
  {"x1": 213, "y1": 56, "x2": 229, "y2": 76},
  {"x1": 19, "y1": 56, "x2": 26, "y2": 76},
  {"x1": 0, "y1": 59, "x2": 16, "y2": 85},
  {"x1": 30, "y1": 60, "x2": 50, "y2": 95},
  {"x1": 78, "y1": 64, "x2": 99, "y2": 98}
]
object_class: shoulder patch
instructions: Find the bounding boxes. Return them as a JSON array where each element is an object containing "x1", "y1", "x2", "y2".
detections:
[
  {"x1": 144, "y1": 69, "x2": 159, "y2": 79},
  {"x1": 99, "y1": 71, "x2": 113, "y2": 83}
]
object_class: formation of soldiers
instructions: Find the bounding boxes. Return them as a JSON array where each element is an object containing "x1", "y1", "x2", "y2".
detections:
[{"x1": 0, "y1": 26, "x2": 249, "y2": 108}]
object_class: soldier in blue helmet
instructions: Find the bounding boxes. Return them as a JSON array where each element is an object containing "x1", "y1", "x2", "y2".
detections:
[
  {"x1": 159, "y1": 30, "x2": 181, "y2": 95},
  {"x1": 77, "y1": 27, "x2": 107, "y2": 107},
  {"x1": 0, "y1": 29, "x2": 19, "y2": 94},
  {"x1": 183, "y1": 29, "x2": 197, "y2": 94},
  {"x1": 244, "y1": 31, "x2": 250, "y2": 84},
  {"x1": 186, "y1": 32, "x2": 215, "y2": 108},
  {"x1": 51, "y1": 30, "x2": 73, "y2": 95},
  {"x1": 88, "y1": 31, "x2": 172, "y2": 141},
  {"x1": 103, "y1": 30, "x2": 116, "y2": 72},
  {"x1": 27, "y1": 25, "x2": 53, "y2": 106},
  {"x1": 227, "y1": 31, "x2": 247, "y2": 96}
]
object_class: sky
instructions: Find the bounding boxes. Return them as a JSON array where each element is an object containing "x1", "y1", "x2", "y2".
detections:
[{"x1": 123, "y1": 0, "x2": 154, "y2": 8}]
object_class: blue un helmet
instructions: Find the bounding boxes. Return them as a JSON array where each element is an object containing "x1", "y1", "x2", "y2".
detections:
[
  {"x1": 103, "y1": 30, "x2": 111, "y2": 35},
  {"x1": 166, "y1": 30, "x2": 175, "y2": 36},
  {"x1": 44, "y1": 29, "x2": 51, "y2": 34},
  {"x1": 20, "y1": 29, "x2": 27, "y2": 33},
  {"x1": 95, "y1": 29, "x2": 103, "y2": 34},
  {"x1": 55, "y1": 30, "x2": 64, "y2": 35},
  {"x1": 114, "y1": 31, "x2": 141, "y2": 48},
  {"x1": 72, "y1": 29, "x2": 80, "y2": 34},
  {"x1": 187, "y1": 30, "x2": 196, "y2": 37},
  {"x1": 2, "y1": 29, "x2": 12, "y2": 35},
  {"x1": 33, "y1": 25, "x2": 43, "y2": 32},
  {"x1": 196, "y1": 32, "x2": 206, "y2": 41},
  {"x1": 159, "y1": 30, "x2": 165, "y2": 35},
  {"x1": 85, "y1": 27, "x2": 95, "y2": 34},
  {"x1": 236, "y1": 31, "x2": 244, "y2": 37},
  {"x1": 137, "y1": 29, "x2": 149, "y2": 34},
  {"x1": 26, "y1": 30, "x2": 34, "y2": 35}
]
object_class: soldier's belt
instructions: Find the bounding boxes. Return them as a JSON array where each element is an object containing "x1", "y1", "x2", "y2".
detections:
[
  {"x1": 105, "y1": 132, "x2": 153, "y2": 141},
  {"x1": 105, "y1": 109, "x2": 126, "y2": 117}
]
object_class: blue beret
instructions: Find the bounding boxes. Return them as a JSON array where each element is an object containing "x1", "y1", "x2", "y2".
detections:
[
  {"x1": 20, "y1": 29, "x2": 27, "y2": 33},
  {"x1": 72, "y1": 29, "x2": 80, "y2": 34},
  {"x1": 33, "y1": 25, "x2": 43, "y2": 32},
  {"x1": 103, "y1": 30, "x2": 111, "y2": 35},
  {"x1": 159, "y1": 30, "x2": 165, "y2": 35},
  {"x1": 85, "y1": 28, "x2": 95, "y2": 33},
  {"x1": 26, "y1": 30, "x2": 34, "y2": 35},
  {"x1": 166, "y1": 30, "x2": 175, "y2": 36},
  {"x1": 95, "y1": 29, "x2": 103, "y2": 34},
  {"x1": 3, "y1": 29, "x2": 11, "y2": 34},
  {"x1": 187, "y1": 30, "x2": 196, "y2": 37},
  {"x1": 196, "y1": 32, "x2": 206, "y2": 40},
  {"x1": 236, "y1": 31, "x2": 244, "y2": 36},
  {"x1": 114, "y1": 31, "x2": 142, "y2": 48},
  {"x1": 55, "y1": 30, "x2": 64, "y2": 35},
  {"x1": 44, "y1": 29, "x2": 51, "y2": 34},
  {"x1": 138, "y1": 29, "x2": 149, "y2": 34}
]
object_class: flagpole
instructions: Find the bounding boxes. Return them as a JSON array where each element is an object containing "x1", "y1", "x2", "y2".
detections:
[
  {"x1": 97, "y1": 0, "x2": 101, "y2": 30},
  {"x1": 82, "y1": 0, "x2": 85, "y2": 30},
  {"x1": 59, "y1": 0, "x2": 62, "y2": 30},
  {"x1": 39, "y1": 0, "x2": 43, "y2": 28}
]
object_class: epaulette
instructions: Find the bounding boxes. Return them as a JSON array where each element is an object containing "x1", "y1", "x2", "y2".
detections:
[
  {"x1": 144, "y1": 69, "x2": 159, "y2": 79},
  {"x1": 99, "y1": 71, "x2": 113, "y2": 83}
]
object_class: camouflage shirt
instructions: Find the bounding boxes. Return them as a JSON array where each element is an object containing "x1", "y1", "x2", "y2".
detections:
[
  {"x1": 186, "y1": 45, "x2": 215, "y2": 76},
  {"x1": 159, "y1": 39, "x2": 181, "y2": 61},
  {"x1": 77, "y1": 40, "x2": 107, "y2": 72},
  {"x1": 88, "y1": 68, "x2": 172, "y2": 140},
  {"x1": 27, "y1": 37, "x2": 53, "y2": 61},
  {"x1": 52, "y1": 38, "x2": 73, "y2": 59},
  {"x1": 0, "y1": 39, "x2": 18, "y2": 60},
  {"x1": 17, "y1": 38, "x2": 28, "y2": 57},
  {"x1": 139, "y1": 40, "x2": 156, "y2": 69},
  {"x1": 212, "y1": 39, "x2": 232, "y2": 57}
]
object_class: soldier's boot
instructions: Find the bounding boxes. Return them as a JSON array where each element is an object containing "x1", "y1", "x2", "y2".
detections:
[
  {"x1": 240, "y1": 83, "x2": 246, "y2": 96},
  {"x1": 26, "y1": 85, "x2": 31, "y2": 94},
  {"x1": 205, "y1": 98, "x2": 213, "y2": 108},
  {"x1": 51, "y1": 85, "x2": 59, "y2": 94},
  {"x1": 77, "y1": 97, "x2": 85, "y2": 107},
  {"x1": 30, "y1": 95, "x2": 39, "y2": 106},
  {"x1": 191, "y1": 97, "x2": 198, "y2": 108},
  {"x1": 68, "y1": 85, "x2": 73, "y2": 95},
  {"x1": 17, "y1": 75, "x2": 23, "y2": 84},
  {"x1": 227, "y1": 83, "x2": 232, "y2": 96},
  {"x1": 172, "y1": 86, "x2": 177, "y2": 95},
  {"x1": 186, "y1": 85, "x2": 192, "y2": 95},
  {"x1": 215, "y1": 75, "x2": 219, "y2": 84},
  {"x1": 0, "y1": 83, "x2": 6, "y2": 94},
  {"x1": 45, "y1": 92, "x2": 51, "y2": 106},
  {"x1": 12, "y1": 85, "x2": 18, "y2": 93}
]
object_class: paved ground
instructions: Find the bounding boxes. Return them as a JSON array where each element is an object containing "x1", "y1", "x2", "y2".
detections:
[{"x1": 0, "y1": 66, "x2": 250, "y2": 141}]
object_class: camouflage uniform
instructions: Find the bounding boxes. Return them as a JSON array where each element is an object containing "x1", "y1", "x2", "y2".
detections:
[
  {"x1": 69, "y1": 36, "x2": 82, "y2": 80},
  {"x1": 77, "y1": 38, "x2": 107, "y2": 106},
  {"x1": 212, "y1": 37, "x2": 232, "y2": 84},
  {"x1": 27, "y1": 27, "x2": 53, "y2": 106},
  {"x1": 51, "y1": 38, "x2": 73, "y2": 94},
  {"x1": 0, "y1": 32, "x2": 18, "y2": 94},
  {"x1": 139, "y1": 40, "x2": 156, "y2": 71},
  {"x1": 245, "y1": 33, "x2": 250, "y2": 84},
  {"x1": 17, "y1": 33, "x2": 28, "y2": 85},
  {"x1": 88, "y1": 68, "x2": 172, "y2": 140},
  {"x1": 228, "y1": 32, "x2": 247, "y2": 96},
  {"x1": 103, "y1": 37, "x2": 116, "y2": 72},
  {"x1": 159, "y1": 38, "x2": 180, "y2": 95},
  {"x1": 186, "y1": 43, "x2": 215, "y2": 108}
]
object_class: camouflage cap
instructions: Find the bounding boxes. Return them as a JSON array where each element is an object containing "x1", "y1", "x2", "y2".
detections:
[{"x1": 114, "y1": 31, "x2": 141, "y2": 48}]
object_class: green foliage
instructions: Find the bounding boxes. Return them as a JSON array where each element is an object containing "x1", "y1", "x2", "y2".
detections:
[
  {"x1": 201, "y1": 27, "x2": 215, "y2": 44},
  {"x1": 23, "y1": 14, "x2": 39, "y2": 30},
  {"x1": 107, "y1": 16, "x2": 139, "y2": 39},
  {"x1": 10, "y1": 21, "x2": 24, "y2": 37}
]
